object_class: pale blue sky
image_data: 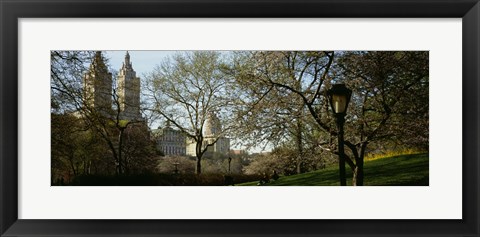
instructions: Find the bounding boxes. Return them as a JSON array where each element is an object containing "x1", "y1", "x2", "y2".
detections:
[{"x1": 104, "y1": 51, "x2": 174, "y2": 77}]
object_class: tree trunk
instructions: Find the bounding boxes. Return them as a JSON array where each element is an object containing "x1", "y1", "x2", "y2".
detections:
[
  {"x1": 196, "y1": 156, "x2": 202, "y2": 174},
  {"x1": 296, "y1": 118, "x2": 303, "y2": 174},
  {"x1": 68, "y1": 152, "x2": 77, "y2": 176},
  {"x1": 195, "y1": 138, "x2": 203, "y2": 174},
  {"x1": 352, "y1": 167, "x2": 358, "y2": 186},
  {"x1": 352, "y1": 166, "x2": 362, "y2": 186},
  {"x1": 295, "y1": 77, "x2": 304, "y2": 175},
  {"x1": 357, "y1": 143, "x2": 367, "y2": 186},
  {"x1": 118, "y1": 129, "x2": 125, "y2": 175},
  {"x1": 351, "y1": 142, "x2": 366, "y2": 186}
]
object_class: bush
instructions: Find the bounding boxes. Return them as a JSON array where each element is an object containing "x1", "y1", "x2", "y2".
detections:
[
  {"x1": 69, "y1": 173, "x2": 263, "y2": 186},
  {"x1": 156, "y1": 155, "x2": 196, "y2": 174}
]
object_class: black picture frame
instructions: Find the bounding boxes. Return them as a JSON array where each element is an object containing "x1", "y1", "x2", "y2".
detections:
[{"x1": 1, "y1": 0, "x2": 479, "y2": 236}]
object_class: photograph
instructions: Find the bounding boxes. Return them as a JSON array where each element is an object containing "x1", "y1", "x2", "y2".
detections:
[
  {"x1": 51, "y1": 50, "x2": 429, "y2": 186},
  {"x1": 2, "y1": 0, "x2": 478, "y2": 235}
]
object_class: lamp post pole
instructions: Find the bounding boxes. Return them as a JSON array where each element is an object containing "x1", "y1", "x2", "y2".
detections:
[
  {"x1": 327, "y1": 84, "x2": 352, "y2": 186},
  {"x1": 336, "y1": 113, "x2": 347, "y2": 186}
]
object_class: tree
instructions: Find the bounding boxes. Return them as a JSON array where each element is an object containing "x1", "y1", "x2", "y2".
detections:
[
  {"x1": 229, "y1": 51, "x2": 428, "y2": 185},
  {"x1": 51, "y1": 51, "x2": 152, "y2": 176},
  {"x1": 51, "y1": 51, "x2": 95, "y2": 113},
  {"x1": 228, "y1": 51, "x2": 335, "y2": 174},
  {"x1": 51, "y1": 112, "x2": 113, "y2": 183},
  {"x1": 144, "y1": 51, "x2": 235, "y2": 174},
  {"x1": 120, "y1": 123, "x2": 158, "y2": 174},
  {"x1": 51, "y1": 113, "x2": 83, "y2": 182},
  {"x1": 335, "y1": 51, "x2": 429, "y2": 185}
]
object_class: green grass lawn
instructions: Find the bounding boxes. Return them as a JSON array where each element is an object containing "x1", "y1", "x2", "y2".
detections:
[{"x1": 237, "y1": 153, "x2": 429, "y2": 186}]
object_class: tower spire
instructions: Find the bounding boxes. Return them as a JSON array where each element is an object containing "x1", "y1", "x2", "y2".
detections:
[
  {"x1": 117, "y1": 50, "x2": 140, "y2": 121},
  {"x1": 90, "y1": 51, "x2": 108, "y2": 74},
  {"x1": 125, "y1": 51, "x2": 131, "y2": 68},
  {"x1": 83, "y1": 51, "x2": 112, "y2": 115}
]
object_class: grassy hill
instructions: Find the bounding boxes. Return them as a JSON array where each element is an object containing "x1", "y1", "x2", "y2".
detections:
[{"x1": 237, "y1": 153, "x2": 429, "y2": 186}]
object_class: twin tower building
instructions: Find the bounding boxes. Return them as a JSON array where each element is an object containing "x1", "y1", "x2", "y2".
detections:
[
  {"x1": 83, "y1": 51, "x2": 141, "y2": 121},
  {"x1": 83, "y1": 51, "x2": 230, "y2": 157}
]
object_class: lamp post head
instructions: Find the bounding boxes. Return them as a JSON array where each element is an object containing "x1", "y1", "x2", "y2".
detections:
[{"x1": 327, "y1": 84, "x2": 352, "y2": 115}]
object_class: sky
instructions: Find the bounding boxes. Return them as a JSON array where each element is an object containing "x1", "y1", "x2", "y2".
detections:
[{"x1": 104, "y1": 51, "x2": 174, "y2": 78}]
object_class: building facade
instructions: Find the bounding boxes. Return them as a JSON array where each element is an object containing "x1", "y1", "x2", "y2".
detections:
[
  {"x1": 83, "y1": 51, "x2": 142, "y2": 122},
  {"x1": 153, "y1": 121, "x2": 187, "y2": 156},
  {"x1": 83, "y1": 51, "x2": 113, "y2": 115},
  {"x1": 186, "y1": 112, "x2": 230, "y2": 156},
  {"x1": 117, "y1": 51, "x2": 141, "y2": 121}
]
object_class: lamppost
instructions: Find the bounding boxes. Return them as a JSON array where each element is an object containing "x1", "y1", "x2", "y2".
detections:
[{"x1": 327, "y1": 84, "x2": 352, "y2": 186}]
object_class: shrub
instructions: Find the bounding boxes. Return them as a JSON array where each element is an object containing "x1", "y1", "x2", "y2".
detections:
[
  {"x1": 243, "y1": 146, "x2": 329, "y2": 176},
  {"x1": 69, "y1": 173, "x2": 263, "y2": 186},
  {"x1": 156, "y1": 155, "x2": 196, "y2": 174}
]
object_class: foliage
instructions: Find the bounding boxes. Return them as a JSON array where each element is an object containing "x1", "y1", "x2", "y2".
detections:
[
  {"x1": 51, "y1": 51, "x2": 156, "y2": 177},
  {"x1": 229, "y1": 51, "x2": 429, "y2": 185},
  {"x1": 52, "y1": 50, "x2": 429, "y2": 186},
  {"x1": 51, "y1": 113, "x2": 114, "y2": 183},
  {"x1": 120, "y1": 124, "x2": 158, "y2": 174},
  {"x1": 337, "y1": 51, "x2": 429, "y2": 150},
  {"x1": 227, "y1": 52, "x2": 334, "y2": 162},
  {"x1": 51, "y1": 51, "x2": 95, "y2": 113},
  {"x1": 144, "y1": 51, "x2": 237, "y2": 174},
  {"x1": 242, "y1": 145, "x2": 331, "y2": 176}
]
